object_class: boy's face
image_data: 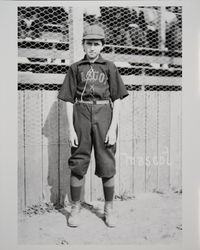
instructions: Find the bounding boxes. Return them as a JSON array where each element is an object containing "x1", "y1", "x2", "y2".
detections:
[{"x1": 83, "y1": 39, "x2": 104, "y2": 60}]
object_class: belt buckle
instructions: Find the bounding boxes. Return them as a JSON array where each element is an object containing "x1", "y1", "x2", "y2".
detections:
[{"x1": 93, "y1": 100, "x2": 97, "y2": 104}]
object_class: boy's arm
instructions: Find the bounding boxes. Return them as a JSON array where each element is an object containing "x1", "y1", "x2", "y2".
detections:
[
  {"x1": 66, "y1": 102, "x2": 78, "y2": 147},
  {"x1": 105, "y1": 99, "x2": 121, "y2": 145}
]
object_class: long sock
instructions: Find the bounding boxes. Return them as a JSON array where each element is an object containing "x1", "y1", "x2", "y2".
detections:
[
  {"x1": 70, "y1": 172, "x2": 84, "y2": 202},
  {"x1": 102, "y1": 176, "x2": 115, "y2": 202}
]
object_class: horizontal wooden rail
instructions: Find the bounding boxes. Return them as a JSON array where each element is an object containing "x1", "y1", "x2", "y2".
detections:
[
  {"x1": 18, "y1": 48, "x2": 70, "y2": 61},
  {"x1": 18, "y1": 48, "x2": 182, "y2": 65},
  {"x1": 103, "y1": 54, "x2": 182, "y2": 65},
  {"x1": 18, "y1": 72, "x2": 182, "y2": 86},
  {"x1": 18, "y1": 58, "x2": 182, "y2": 70}
]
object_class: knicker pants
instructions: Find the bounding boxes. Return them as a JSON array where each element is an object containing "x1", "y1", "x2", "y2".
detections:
[{"x1": 68, "y1": 102, "x2": 117, "y2": 177}]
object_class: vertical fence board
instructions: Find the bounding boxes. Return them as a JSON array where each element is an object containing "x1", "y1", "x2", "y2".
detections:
[
  {"x1": 158, "y1": 92, "x2": 170, "y2": 192},
  {"x1": 145, "y1": 91, "x2": 158, "y2": 192},
  {"x1": 42, "y1": 91, "x2": 59, "y2": 205},
  {"x1": 25, "y1": 90, "x2": 43, "y2": 206},
  {"x1": 170, "y1": 91, "x2": 182, "y2": 191},
  {"x1": 114, "y1": 101, "x2": 122, "y2": 197},
  {"x1": 18, "y1": 91, "x2": 25, "y2": 211},
  {"x1": 118, "y1": 92, "x2": 134, "y2": 195},
  {"x1": 58, "y1": 99, "x2": 71, "y2": 205},
  {"x1": 133, "y1": 89, "x2": 146, "y2": 193},
  {"x1": 115, "y1": 134, "x2": 120, "y2": 197}
]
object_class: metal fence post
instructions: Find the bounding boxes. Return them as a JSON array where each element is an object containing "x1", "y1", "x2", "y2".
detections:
[
  {"x1": 159, "y1": 6, "x2": 166, "y2": 51},
  {"x1": 68, "y1": 6, "x2": 84, "y2": 64}
]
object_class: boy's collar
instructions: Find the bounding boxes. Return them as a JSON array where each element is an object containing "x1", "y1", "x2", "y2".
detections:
[{"x1": 78, "y1": 54, "x2": 106, "y2": 65}]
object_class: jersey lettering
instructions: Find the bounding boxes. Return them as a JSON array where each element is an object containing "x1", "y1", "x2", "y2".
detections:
[{"x1": 80, "y1": 70, "x2": 107, "y2": 84}]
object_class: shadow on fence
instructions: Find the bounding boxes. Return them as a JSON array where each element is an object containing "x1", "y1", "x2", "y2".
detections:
[{"x1": 42, "y1": 100, "x2": 71, "y2": 207}]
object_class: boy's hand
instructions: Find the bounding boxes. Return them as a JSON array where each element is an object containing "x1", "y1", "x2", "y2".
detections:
[
  {"x1": 105, "y1": 127, "x2": 117, "y2": 146},
  {"x1": 68, "y1": 127, "x2": 79, "y2": 148}
]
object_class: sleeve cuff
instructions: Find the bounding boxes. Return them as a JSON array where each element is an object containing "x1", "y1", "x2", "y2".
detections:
[
  {"x1": 57, "y1": 95, "x2": 75, "y2": 103},
  {"x1": 111, "y1": 93, "x2": 129, "y2": 102}
]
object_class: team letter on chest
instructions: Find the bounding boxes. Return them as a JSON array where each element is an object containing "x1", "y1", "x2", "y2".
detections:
[{"x1": 80, "y1": 69, "x2": 107, "y2": 85}]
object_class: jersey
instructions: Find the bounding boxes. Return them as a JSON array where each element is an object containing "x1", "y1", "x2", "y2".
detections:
[{"x1": 57, "y1": 54, "x2": 129, "y2": 103}]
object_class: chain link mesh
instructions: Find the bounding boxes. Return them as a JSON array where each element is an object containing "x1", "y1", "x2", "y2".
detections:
[{"x1": 18, "y1": 6, "x2": 182, "y2": 78}]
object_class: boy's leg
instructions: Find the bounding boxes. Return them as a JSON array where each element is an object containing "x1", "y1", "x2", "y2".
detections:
[
  {"x1": 68, "y1": 172, "x2": 84, "y2": 227},
  {"x1": 102, "y1": 176, "x2": 114, "y2": 201},
  {"x1": 67, "y1": 103, "x2": 93, "y2": 227},
  {"x1": 91, "y1": 103, "x2": 117, "y2": 227},
  {"x1": 102, "y1": 176, "x2": 116, "y2": 227},
  {"x1": 70, "y1": 172, "x2": 84, "y2": 201}
]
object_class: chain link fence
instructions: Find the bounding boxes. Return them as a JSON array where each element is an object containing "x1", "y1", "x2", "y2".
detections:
[{"x1": 18, "y1": 6, "x2": 182, "y2": 75}]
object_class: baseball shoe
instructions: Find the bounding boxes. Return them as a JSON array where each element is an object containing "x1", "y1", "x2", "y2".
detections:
[
  {"x1": 68, "y1": 201, "x2": 81, "y2": 227},
  {"x1": 104, "y1": 201, "x2": 116, "y2": 228}
]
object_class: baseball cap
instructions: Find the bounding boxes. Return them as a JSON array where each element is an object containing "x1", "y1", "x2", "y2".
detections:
[{"x1": 83, "y1": 24, "x2": 105, "y2": 40}]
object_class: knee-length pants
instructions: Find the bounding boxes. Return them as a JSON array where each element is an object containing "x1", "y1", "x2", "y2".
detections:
[{"x1": 68, "y1": 102, "x2": 117, "y2": 178}]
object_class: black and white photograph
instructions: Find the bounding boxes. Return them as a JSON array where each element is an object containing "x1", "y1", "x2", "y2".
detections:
[
  {"x1": 16, "y1": 1, "x2": 183, "y2": 245},
  {"x1": 3, "y1": 0, "x2": 200, "y2": 249}
]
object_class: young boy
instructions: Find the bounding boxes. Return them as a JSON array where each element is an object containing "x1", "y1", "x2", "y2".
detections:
[{"x1": 58, "y1": 24, "x2": 129, "y2": 227}]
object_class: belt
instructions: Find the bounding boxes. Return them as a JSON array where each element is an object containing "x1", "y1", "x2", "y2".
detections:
[{"x1": 77, "y1": 100, "x2": 110, "y2": 105}]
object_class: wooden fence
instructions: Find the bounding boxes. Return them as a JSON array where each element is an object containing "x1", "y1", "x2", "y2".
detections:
[{"x1": 18, "y1": 66, "x2": 182, "y2": 212}]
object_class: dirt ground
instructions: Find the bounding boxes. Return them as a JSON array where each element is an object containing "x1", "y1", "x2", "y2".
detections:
[{"x1": 18, "y1": 192, "x2": 182, "y2": 245}]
